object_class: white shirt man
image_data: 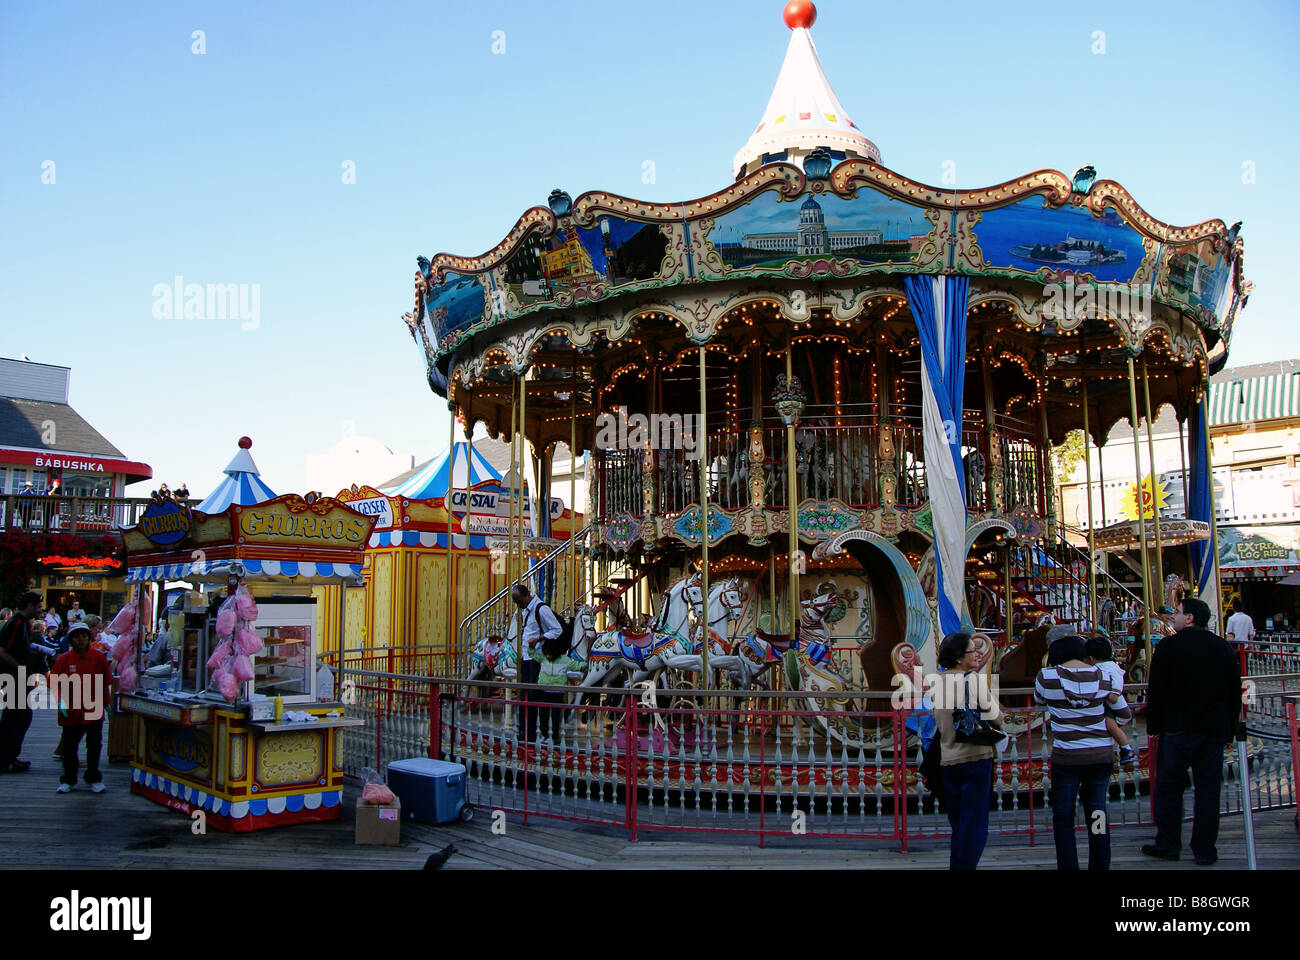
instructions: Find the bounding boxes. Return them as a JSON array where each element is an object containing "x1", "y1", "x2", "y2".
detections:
[
  {"x1": 1225, "y1": 608, "x2": 1255, "y2": 647},
  {"x1": 67, "y1": 602, "x2": 85, "y2": 624},
  {"x1": 44, "y1": 608, "x2": 61, "y2": 633},
  {"x1": 515, "y1": 590, "x2": 562, "y2": 663}
]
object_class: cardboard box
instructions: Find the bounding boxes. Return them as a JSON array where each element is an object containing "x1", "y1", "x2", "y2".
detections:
[{"x1": 355, "y1": 798, "x2": 401, "y2": 846}]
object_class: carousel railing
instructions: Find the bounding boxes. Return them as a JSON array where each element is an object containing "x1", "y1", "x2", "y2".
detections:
[
  {"x1": 609, "y1": 406, "x2": 1007, "y2": 521},
  {"x1": 336, "y1": 669, "x2": 1299, "y2": 847},
  {"x1": 455, "y1": 522, "x2": 595, "y2": 676}
]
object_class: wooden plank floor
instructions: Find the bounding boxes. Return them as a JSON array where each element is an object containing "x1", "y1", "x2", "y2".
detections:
[{"x1": 2, "y1": 708, "x2": 1296, "y2": 870}]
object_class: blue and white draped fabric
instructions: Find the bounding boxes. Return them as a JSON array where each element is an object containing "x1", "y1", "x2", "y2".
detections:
[
  {"x1": 125, "y1": 562, "x2": 193, "y2": 583},
  {"x1": 385, "y1": 441, "x2": 502, "y2": 499},
  {"x1": 904, "y1": 274, "x2": 970, "y2": 637},
  {"x1": 367, "y1": 529, "x2": 491, "y2": 550},
  {"x1": 1187, "y1": 394, "x2": 1218, "y2": 613}
]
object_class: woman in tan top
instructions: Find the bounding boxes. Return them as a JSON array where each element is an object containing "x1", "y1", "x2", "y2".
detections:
[{"x1": 932, "y1": 631, "x2": 1003, "y2": 870}]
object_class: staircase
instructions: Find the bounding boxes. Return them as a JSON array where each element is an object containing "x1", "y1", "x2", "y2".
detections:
[{"x1": 972, "y1": 529, "x2": 1142, "y2": 638}]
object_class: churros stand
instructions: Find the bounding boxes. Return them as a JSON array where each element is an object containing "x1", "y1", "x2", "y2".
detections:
[{"x1": 118, "y1": 492, "x2": 375, "y2": 831}]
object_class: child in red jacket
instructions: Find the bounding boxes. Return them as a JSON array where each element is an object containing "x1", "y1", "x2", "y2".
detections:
[{"x1": 50, "y1": 622, "x2": 112, "y2": 793}]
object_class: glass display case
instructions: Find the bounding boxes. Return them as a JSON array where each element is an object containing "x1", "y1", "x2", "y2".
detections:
[{"x1": 249, "y1": 597, "x2": 316, "y2": 702}]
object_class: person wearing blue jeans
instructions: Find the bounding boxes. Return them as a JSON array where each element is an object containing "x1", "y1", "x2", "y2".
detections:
[
  {"x1": 932, "y1": 631, "x2": 1003, "y2": 871},
  {"x1": 941, "y1": 758, "x2": 995, "y2": 870},
  {"x1": 1050, "y1": 762, "x2": 1112, "y2": 870}
]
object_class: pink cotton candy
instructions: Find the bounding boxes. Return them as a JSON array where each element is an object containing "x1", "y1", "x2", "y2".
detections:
[
  {"x1": 108, "y1": 605, "x2": 136, "y2": 637},
  {"x1": 235, "y1": 589, "x2": 258, "y2": 621},
  {"x1": 217, "y1": 671, "x2": 238, "y2": 701},
  {"x1": 206, "y1": 640, "x2": 233, "y2": 670},
  {"x1": 110, "y1": 634, "x2": 134, "y2": 663},
  {"x1": 118, "y1": 665, "x2": 137, "y2": 693},
  {"x1": 232, "y1": 654, "x2": 254, "y2": 682},
  {"x1": 215, "y1": 607, "x2": 236, "y2": 639},
  {"x1": 236, "y1": 629, "x2": 263, "y2": 656}
]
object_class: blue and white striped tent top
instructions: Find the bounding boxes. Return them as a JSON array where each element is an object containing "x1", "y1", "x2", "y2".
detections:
[
  {"x1": 196, "y1": 445, "x2": 278, "y2": 513},
  {"x1": 385, "y1": 441, "x2": 502, "y2": 500}
]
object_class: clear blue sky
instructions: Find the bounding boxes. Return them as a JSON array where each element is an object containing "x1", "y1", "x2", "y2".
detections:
[{"x1": 2, "y1": 0, "x2": 1295, "y2": 495}]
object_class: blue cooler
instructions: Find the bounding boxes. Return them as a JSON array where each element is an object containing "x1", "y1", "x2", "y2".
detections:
[{"x1": 386, "y1": 758, "x2": 473, "y2": 824}]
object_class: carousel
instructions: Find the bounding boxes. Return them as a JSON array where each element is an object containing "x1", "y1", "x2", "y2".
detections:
[{"x1": 401, "y1": 1, "x2": 1248, "y2": 763}]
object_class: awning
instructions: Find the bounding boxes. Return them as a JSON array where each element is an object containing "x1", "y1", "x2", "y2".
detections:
[
  {"x1": 1210, "y1": 370, "x2": 1300, "y2": 425},
  {"x1": 126, "y1": 558, "x2": 364, "y2": 585},
  {"x1": 386, "y1": 441, "x2": 502, "y2": 500},
  {"x1": 367, "y1": 529, "x2": 491, "y2": 550},
  {"x1": 195, "y1": 440, "x2": 278, "y2": 513}
]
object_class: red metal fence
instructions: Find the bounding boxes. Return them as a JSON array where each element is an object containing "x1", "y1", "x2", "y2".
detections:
[{"x1": 335, "y1": 667, "x2": 1299, "y2": 847}]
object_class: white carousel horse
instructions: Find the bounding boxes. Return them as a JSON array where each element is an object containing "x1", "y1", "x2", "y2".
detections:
[
  {"x1": 659, "y1": 577, "x2": 746, "y2": 679},
  {"x1": 728, "y1": 588, "x2": 840, "y2": 690},
  {"x1": 576, "y1": 574, "x2": 699, "y2": 694},
  {"x1": 468, "y1": 601, "x2": 598, "y2": 684}
]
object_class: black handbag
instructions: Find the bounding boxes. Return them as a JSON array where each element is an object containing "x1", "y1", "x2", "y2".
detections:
[{"x1": 952, "y1": 673, "x2": 1002, "y2": 746}]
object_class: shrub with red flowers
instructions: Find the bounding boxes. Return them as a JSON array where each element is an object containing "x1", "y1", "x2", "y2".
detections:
[{"x1": 0, "y1": 532, "x2": 123, "y2": 606}]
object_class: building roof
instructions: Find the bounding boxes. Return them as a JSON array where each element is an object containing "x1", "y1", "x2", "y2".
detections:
[
  {"x1": 382, "y1": 435, "x2": 513, "y2": 490},
  {"x1": 1104, "y1": 358, "x2": 1300, "y2": 441},
  {"x1": 732, "y1": 4, "x2": 880, "y2": 179},
  {"x1": 0, "y1": 397, "x2": 126, "y2": 458},
  {"x1": 195, "y1": 439, "x2": 278, "y2": 512}
]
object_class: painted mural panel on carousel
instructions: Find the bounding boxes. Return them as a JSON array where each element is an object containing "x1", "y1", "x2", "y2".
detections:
[
  {"x1": 425, "y1": 270, "x2": 487, "y2": 348},
  {"x1": 973, "y1": 195, "x2": 1147, "y2": 282},
  {"x1": 498, "y1": 217, "x2": 669, "y2": 307},
  {"x1": 1166, "y1": 237, "x2": 1233, "y2": 318},
  {"x1": 705, "y1": 188, "x2": 930, "y2": 271}
]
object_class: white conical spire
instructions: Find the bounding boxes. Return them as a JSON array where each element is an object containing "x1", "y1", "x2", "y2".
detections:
[{"x1": 733, "y1": 2, "x2": 880, "y2": 180}]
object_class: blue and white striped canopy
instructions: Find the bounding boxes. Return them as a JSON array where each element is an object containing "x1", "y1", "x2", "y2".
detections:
[
  {"x1": 127, "y1": 558, "x2": 363, "y2": 584},
  {"x1": 368, "y1": 529, "x2": 491, "y2": 550},
  {"x1": 196, "y1": 445, "x2": 278, "y2": 513},
  {"x1": 385, "y1": 441, "x2": 501, "y2": 500}
]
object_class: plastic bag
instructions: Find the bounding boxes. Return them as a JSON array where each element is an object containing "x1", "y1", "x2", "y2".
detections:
[
  {"x1": 110, "y1": 633, "x2": 135, "y2": 663},
  {"x1": 117, "y1": 664, "x2": 137, "y2": 694},
  {"x1": 359, "y1": 766, "x2": 396, "y2": 805},
  {"x1": 215, "y1": 606, "x2": 237, "y2": 640},
  {"x1": 232, "y1": 654, "x2": 254, "y2": 682},
  {"x1": 107, "y1": 603, "x2": 137, "y2": 638},
  {"x1": 206, "y1": 639, "x2": 233, "y2": 670},
  {"x1": 235, "y1": 586, "x2": 258, "y2": 622},
  {"x1": 236, "y1": 628, "x2": 263, "y2": 656}
]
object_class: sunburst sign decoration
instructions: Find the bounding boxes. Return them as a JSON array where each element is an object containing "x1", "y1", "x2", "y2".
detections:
[{"x1": 1120, "y1": 476, "x2": 1170, "y2": 521}]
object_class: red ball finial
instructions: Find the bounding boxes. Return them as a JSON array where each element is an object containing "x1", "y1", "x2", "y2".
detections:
[
  {"x1": 238, "y1": 436, "x2": 252, "y2": 449},
  {"x1": 783, "y1": 0, "x2": 816, "y2": 29}
]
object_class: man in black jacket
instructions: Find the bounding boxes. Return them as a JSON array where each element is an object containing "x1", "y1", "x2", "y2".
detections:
[
  {"x1": 1142, "y1": 596, "x2": 1241, "y2": 865},
  {"x1": 0, "y1": 592, "x2": 42, "y2": 772}
]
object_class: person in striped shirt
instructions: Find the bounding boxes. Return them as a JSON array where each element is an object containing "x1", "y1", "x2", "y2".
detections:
[{"x1": 1035, "y1": 634, "x2": 1132, "y2": 870}]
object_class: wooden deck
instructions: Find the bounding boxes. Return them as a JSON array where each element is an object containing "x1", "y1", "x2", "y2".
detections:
[{"x1": 3, "y1": 708, "x2": 1296, "y2": 870}]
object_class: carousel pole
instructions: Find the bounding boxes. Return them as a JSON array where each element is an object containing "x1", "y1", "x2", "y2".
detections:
[
  {"x1": 1201, "y1": 382, "x2": 1225, "y2": 634},
  {"x1": 769, "y1": 543, "x2": 777, "y2": 634},
  {"x1": 569, "y1": 372, "x2": 577, "y2": 612},
  {"x1": 1127, "y1": 354, "x2": 1153, "y2": 668},
  {"x1": 698, "y1": 345, "x2": 710, "y2": 681},
  {"x1": 462, "y1": 399, "x2": 475, "y2": 665},
  {"x1": 1004, "y1": 540, "x2": 1014, "y2": 644},
  {"x1": 447, "y1": 401, "x2": 455, "y2": 651},
  {"x1": 507, "y1": 377, "x2": 518, "y2": 589},
  {"x1": 1142, "y1": 358, "x2": 1166, "y2": 598},
  {"x1": 1081, "y1": 373, "x2": 1098, "y2": 629},
  {"x1": 785, "y1": 338, "x2": 799, "y2": 638},
  {"x1": 519, "y1": 369, "x2": 529, "y2": 596}
]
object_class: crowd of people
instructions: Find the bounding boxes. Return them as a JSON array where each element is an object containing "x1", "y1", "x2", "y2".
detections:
[
  {"x1": 928, "y1": 593, "x2": 1243, "y2": 871},
  {"x1": 0, "y1": 593, "x2": 127, "y2": 788}
]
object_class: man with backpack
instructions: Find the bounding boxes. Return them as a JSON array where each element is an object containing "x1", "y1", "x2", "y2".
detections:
[{"x1": 511, "y1": 583, "x2": 564, "y2": 743}]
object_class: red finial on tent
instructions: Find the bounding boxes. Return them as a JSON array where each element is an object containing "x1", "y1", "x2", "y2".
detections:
[
  {"x1": 783, "y1": 0, "x2": 816, "y2": 29},
  {"x1": 238, "y1": 436, "x2": 252, "y2": 449}
]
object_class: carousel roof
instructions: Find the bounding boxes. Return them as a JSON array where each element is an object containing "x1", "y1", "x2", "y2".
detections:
[
  {"x1": 384, "y1": 439, "x2": 502, "y2": 500},
  {"x1": 733, "y1": 1, "x2": 879, "y2": 178},
  {"x1": 195, "y1": 436, "x2": 278, "y2": 513}
]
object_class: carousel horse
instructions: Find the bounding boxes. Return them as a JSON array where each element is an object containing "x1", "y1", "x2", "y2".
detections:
[
  {"x1": 993, "y1": 614, "x2": 1056, "y2": 735},
  {"x1": 469, "y1": 603, "x2": 599, "y2": 686},
  {"x1": 576, "y1": 573, "x2": 703, "y2": 693},
  {"x1": 658, "y1": 576, "x2": 746, "y2": 681},
  {"x1": 729, "y1": 587, "x2": 840, "y2": 690}
]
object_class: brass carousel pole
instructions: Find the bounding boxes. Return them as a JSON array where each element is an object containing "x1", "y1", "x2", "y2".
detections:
[
  {"x1": 786, "y1": 338, "x2": 799, "y2": 637},
  {"x1": 698, "y1": 345, "x2": 710, "y2": 681},
  {"x1": 1126, "y1": 355, "x2": 1153, "y2": 667},
  {"x1": 569, "y1": 371, "x2": 577, "y2": 612},
  {"x1": 462, "y1": 398, "x2": 475, "y2": 662},
  {"x1": 507, "y1": 378, "x2": 518, "y2": 589},
  {"x1": 447, "y1": 400, "x2": 455, "y2": 652},
  {"x1": 1201, "y1": 382, "x2": 1225, "y2": 634},
  {"x1": 1081, "y1": 375, "x2": 1098, "y2": 629},
  {"x1": 519, "y1": 368, "x2": 528, "y2": 598},
  {"x1": 1142, "y1": 358, "x2": 1165, "y2": 599}
]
